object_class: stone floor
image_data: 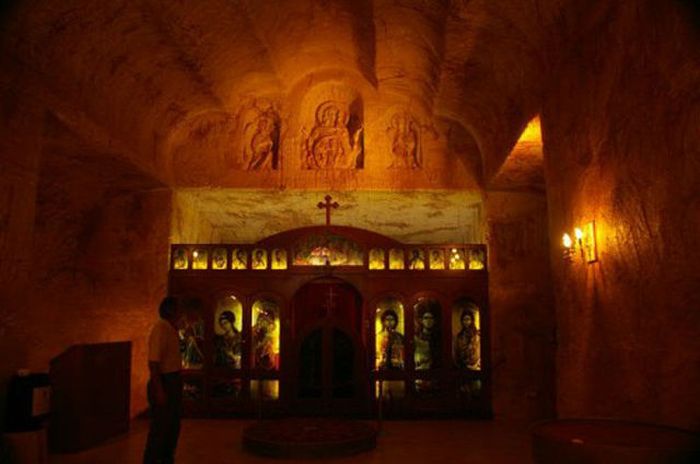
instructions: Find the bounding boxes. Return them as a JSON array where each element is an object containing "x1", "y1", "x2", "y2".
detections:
[{"x1": 48, "y1": 418, "x2": 534, "y2": 464}]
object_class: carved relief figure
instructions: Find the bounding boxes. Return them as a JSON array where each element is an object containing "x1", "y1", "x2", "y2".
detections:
[
  {"x1": 388, "y1": 111, "x2": 422, "y2": 168},
  {"x1": 242, "y1": 108, "x2": 279, "y2": 170},
  {"x1": 302, "y1": 101, "x2": 363, "y2": 169}
]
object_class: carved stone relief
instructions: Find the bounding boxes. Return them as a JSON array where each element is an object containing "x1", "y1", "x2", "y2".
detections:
[
  {"x1": 242, "y1": 104, "x2": 280, "y2": 170},
  {"x1": 387, "y1": 110, "x2": 435, "y2": 169},
  {"x1": 302, "y1": 101, "x2": 363, "y2": 169}
]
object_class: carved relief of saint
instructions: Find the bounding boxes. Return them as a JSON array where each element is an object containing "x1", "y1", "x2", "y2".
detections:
[
  {"x1": 387, "y1": 111, "x2": 422, "y2": 169},
  {"x1": 243, "y1": 109, "x2": 279, "y2": 170},
  {"x1": 302, "y1": 101, "x2": 363, "y2": 169}
]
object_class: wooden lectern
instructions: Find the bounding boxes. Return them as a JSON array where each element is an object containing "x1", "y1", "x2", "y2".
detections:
[{"x1": 49, "y1": 342, "x2": 131, "y2": 452}]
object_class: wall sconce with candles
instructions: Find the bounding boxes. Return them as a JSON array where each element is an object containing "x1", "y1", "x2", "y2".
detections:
[{"x1": 562, "y1": 220, "x2": 598, "y2": 263}]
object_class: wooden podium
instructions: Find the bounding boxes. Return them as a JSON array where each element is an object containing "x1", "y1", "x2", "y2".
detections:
[{"x1": 49, "y1": 342, "x2": 131, "y2": 452}]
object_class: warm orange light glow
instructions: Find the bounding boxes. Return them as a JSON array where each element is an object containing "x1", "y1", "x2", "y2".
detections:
[
  {"x1": 562, "y1": 233, "x2": 572, "y2": 248},
  {"x1": 516, "y1": 116, "x2": 542, "y2": 144},
  {"x1": 574, "y1": 228, "x2": 583, "y2": 240},
  {"x1": 582, "y1": 221, "x2": 598, "y2": 263}
]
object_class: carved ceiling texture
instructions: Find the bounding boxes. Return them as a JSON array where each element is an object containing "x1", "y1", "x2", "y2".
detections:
[{"x1": 1, "y1": 0, "x2": 554, "y2": 191}]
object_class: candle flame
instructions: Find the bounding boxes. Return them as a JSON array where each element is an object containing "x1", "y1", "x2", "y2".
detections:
[{"x1": 562, "y1": 233, "x2": 572, "y2": 248}]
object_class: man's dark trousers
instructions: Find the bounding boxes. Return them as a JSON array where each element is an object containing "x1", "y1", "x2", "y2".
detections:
[{"x1": 143, "y1": 373, "x2": 182, "y2": 464}]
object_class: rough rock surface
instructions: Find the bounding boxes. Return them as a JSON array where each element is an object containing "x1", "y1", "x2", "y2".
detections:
[
  {"x1": 543, "y1": 0, "x2": 700, "y2": 429},
  {"x1": 0, "y1": 0, "x2": 698, "y2": 428},
  {"x1": 486, "y1": 191, "x2": 556, "y2": 420}
]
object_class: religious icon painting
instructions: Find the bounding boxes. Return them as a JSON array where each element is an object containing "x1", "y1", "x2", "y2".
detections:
[
  {"x1": 332, "y1": 235, "x2": 365, "y2": 265},
  {"x1": 468, "y1": 248, "x2": 486, "y2": 270},
  {"x1": 414, "y1": 379, "x2": 440, "y2": 398},
  {"x1": 251, "y1": 249, "x2": 267, "y2": 270},
  {"x1": 375, "y1": 297, "x2": 405, "y2": 370},
  {"x1": 428, "y1": 249, "x2": 445, "y2": 269},
  {"x1": 179, "y1": 309, "x2": 205, "y2": 370},
  {"x1": 389, "y1": 248, "x2": 404, "y2": 269},
  {"x1": 452, "y1": 298, "x2": 481, "y2": 371},
  {"x1": 251, "y1": 299, "x2": 280, "y2": 370},
  {"x1": 375, "y1": 380, "x2": 405, "y2": 400},
  {"x1": 448, "y1": 248, "x2": 466, "y2": 270},
  {"x1": 210, "y1": 378, "x2": 242, "y2": 400},
  {"x1": 369, "y1": 248, "x2": 385, "y2": 270},
  {"x1": 183, "y1": 377, "x2": 203, "y2": 401},
  {"x1": 172, "y1": 247, "x2": 189, "y2": 270},
  {"x1": 211, "y1": 248, "x2": 228, "y2": 270},
  {"x1": 231, "y1": 248, "x2": 248, "y2": 269},
  {"x1": 192, "y1": 249, "x2": 208, "y2": 269},
  {"x1": 316, "y1": 235, "x2": 359, "y2": 265},
  {"x1": 214, "y1": 295, "x2": 243, "y2": 368},
  {"x1": 407, "y1": 248, "x2": 425, "y2": 270},
  {"x1": 414, "y1": 298, "x2": 441, "y2": 370},
  {"x1": 294, "y1": 234, "x2": 325, "y2": 265},
  {"x1": 293, "y1": 233, "x2": 363, "y2": 266},
  {"x1": 271, "y1": 248, "x2": 287, "y2": 269},
  {"x1": 457, "y1": 379, "x2": 482, "y2": 402},
  {"x1": 251, "y1": 380, "x2": 279, "y2": 400}
]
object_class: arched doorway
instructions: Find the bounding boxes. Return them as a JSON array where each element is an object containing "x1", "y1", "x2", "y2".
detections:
[{"x1": 289, "y1": 277, "x2": 368, "y2": 416}]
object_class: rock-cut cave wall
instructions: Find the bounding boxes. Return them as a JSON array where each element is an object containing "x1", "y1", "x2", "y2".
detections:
[
  {"x1": 543, "y1": 0, "x2": 700, "y2": 430},
  {"x1": 0, "y1": 94, "x2": 171, "y2": 419}
]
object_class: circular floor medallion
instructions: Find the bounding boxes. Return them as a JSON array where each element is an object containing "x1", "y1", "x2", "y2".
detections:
[{"x1": 243, "y1": 418, "x2": 378, "y2": 459}]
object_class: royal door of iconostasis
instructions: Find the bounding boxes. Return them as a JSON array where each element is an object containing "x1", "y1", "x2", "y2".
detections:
[
  {"x1": 290, "y1": 279, "x2": 366, "y2": 416},
  {"x1": 168, "y1": 226, "x2": 490, "y2": 419}
]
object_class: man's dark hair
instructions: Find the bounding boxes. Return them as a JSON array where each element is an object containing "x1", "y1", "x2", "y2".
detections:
[{"x1": 159, "y1": 296, "x2": 179, "y2": 319}]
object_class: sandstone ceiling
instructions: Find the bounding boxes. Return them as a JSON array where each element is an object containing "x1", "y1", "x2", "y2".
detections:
[{"x1": 1, "y1": 0, "x2": 562, "y2": 191}]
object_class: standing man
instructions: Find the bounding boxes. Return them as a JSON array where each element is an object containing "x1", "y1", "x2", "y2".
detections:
[{"x1": 144, "y1": 296, "x2": 182, "y2": 464}]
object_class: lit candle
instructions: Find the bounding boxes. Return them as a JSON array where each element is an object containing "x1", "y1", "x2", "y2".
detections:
[
  {"x1": 574, "y1": 228, "x2": 583, "y2": 241},
  {"x1": 562, "y1": 233, "x2": 572, "y2": 248}
]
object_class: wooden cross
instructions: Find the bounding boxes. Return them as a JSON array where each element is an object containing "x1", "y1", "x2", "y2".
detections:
[{"x1": 317, "y1": 195, "x2": 339, "y2": 226}]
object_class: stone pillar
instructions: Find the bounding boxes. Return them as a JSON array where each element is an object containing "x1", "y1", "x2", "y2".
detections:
[{"x1": 486, "y1": 190, "x2": 556, "y2": 421}]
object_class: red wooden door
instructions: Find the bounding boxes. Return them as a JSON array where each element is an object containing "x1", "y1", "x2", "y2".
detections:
[{"x1": 289, "y1": 278, "x2": 368, "y2": 416}]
